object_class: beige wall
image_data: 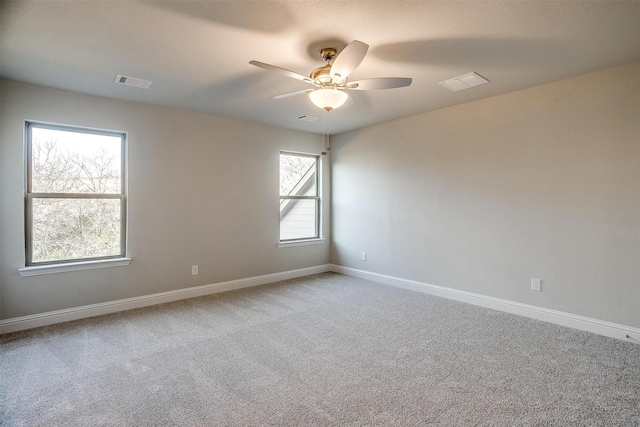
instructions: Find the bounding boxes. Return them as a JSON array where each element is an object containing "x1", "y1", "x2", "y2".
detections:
[
  {"x1": 331, "y1": 61, "x2": 640, "y2": 328},
  {"x1": 0, "y1": 80, "x2": 330, "y2": 319},
  {"x1": 2, "y1": 61, "x2": 639, "y2": 328}
]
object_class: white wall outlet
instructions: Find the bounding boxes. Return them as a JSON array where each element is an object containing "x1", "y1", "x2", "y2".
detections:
[
  {"x1": 361, "y1": 252, "x2": 367, "y2": 261},
  {"x1": 191, "y1": 265, "x2": 199, "y2": 276},
  {"x1": 531, "y1": 278, "x2": 541, "y2": 291}
]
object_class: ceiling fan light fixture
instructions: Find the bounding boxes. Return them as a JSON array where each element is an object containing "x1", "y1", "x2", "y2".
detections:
[
  {"x1": 309, "y1": 87, "x2": 348, "y2": 111},
  {"x1": 250, "y1": 40, "x2": 411, "y2": 110}
]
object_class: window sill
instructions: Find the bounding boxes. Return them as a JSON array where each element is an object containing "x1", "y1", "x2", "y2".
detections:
[
  {"x1": 18, "y1": 257, "x2": 132, "y2": 277},
  {"x1": 278, "y1": 238, "x2": 326, "y2": 248}
]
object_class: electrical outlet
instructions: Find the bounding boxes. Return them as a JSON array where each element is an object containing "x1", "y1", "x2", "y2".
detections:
[
  {"x1": 361, "y1": 252, "x2": 367, "y2": 261},
  {"x1": 192, "y1": 265, "x2": 199, "y2": 276},
  {"x1": 531, "y1": 278, "x2": 541, "y2": 291}
]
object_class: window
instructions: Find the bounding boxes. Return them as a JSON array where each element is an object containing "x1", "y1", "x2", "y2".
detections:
[
  {"x1": 279, "y1": 152, "x2": 320, "y2": 242},
  {"x1": 25, "y1": 122, "x2": 126, "y2": 266}
]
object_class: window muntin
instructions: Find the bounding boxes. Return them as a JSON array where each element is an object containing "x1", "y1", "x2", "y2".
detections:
[
  {"x1": 279, "y1": 152, "x2": 320, "y2": 241},
  {"x1": 25, "y1": 122, "x2": 126, "y2": 265}
]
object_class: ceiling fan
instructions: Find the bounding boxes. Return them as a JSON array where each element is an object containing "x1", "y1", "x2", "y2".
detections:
[{"x1": 249, "y1": 40, "x2": 412, "y2": 112}]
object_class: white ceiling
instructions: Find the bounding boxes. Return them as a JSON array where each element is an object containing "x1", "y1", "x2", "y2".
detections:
[{"x1": 2, "y1": 1, "x2": 640, "y2": 135}]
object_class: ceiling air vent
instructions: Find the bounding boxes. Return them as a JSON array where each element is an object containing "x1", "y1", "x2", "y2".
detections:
[
  {"x1": 297, "y1": 115, "x2": 319, "y2": 122},
  {"x1": 439, "y1": 72, "x2": 489, "y2": 92},
  {"x1": 115, "y1": 74, "x2": 153, "y2": 89}
]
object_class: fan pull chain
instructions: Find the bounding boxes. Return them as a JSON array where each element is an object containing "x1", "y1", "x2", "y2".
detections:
[{"x1": 321, "y1": 112, "x2": 331, "y2": 156}]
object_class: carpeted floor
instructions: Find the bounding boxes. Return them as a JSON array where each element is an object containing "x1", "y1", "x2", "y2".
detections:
[{"x1": 1, "y1": 272, "x2": 639, "y2": 426}]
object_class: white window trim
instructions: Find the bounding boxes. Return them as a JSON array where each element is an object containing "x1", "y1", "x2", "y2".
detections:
[
  {"x1": 18, "y1": 257, "x2": 131, "y2": 277},
  {"x1": 279, "y1": 151, "x2": 321, "y2": 243},
  {"x1": 24, "y1": 121, "x2": 128, "y2": 267},
  {"x1": 278, "y1": 238, "x2": 326, "y2": 248}
]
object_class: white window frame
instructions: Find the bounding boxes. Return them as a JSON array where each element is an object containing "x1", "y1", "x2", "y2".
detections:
[
  {"x1": 279, "y1": 151, "x2": 322, "y2": 244},
  {"x1": 23, "y1": 121, "x2": 128, "y2": 270}
]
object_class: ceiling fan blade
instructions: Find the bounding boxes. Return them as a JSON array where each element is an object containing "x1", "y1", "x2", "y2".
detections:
[
  {"x1": 249, "y1": 60, "x2": 314, "y2": 84},
  {"x1": 330, "y1": 40, "x2": 369, "y2": 81},
  {"x1": 346, "y1": 77, "x2": 413, "y2": 90},
  {"x1": 272, "y1": 89, "x2": 314, "y2": 99}
]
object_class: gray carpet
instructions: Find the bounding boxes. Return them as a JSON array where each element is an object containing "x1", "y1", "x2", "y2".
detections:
[{"x1": 1, "y1": 272, "x2": 639, "y2": 426}]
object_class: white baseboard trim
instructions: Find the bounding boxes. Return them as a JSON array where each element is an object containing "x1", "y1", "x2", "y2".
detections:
[
  {"x1": 330, "y1": 264, "x2": 640, "y2": 343},
  {"x1": 0, "y1": 264, "x2": 331, "y2": 334}
]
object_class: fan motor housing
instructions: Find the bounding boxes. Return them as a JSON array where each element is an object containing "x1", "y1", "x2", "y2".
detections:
[{"x1": 310, "y1": 64, "x2": 333, "y2": 83}]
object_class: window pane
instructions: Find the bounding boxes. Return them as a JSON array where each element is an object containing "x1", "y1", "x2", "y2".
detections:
[
  {"x1": 31, "y1": 127, "x2": 122, "y2": 194},
  {"x1": 31, "y1": 198, "x2": 122, "y2": 263},
  {"x1": 280, "y1": 154, "x2": 316, "y2": 196},
  {"x1": 279, "y1": 199, "x2": 318, "y2": 240}
]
